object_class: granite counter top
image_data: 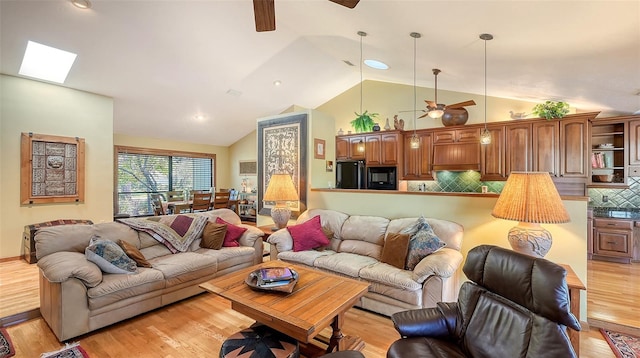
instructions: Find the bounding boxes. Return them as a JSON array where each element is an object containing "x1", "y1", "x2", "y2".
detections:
[{"x1": 591, "y1": 207, "x2": 640, "y2": 220}]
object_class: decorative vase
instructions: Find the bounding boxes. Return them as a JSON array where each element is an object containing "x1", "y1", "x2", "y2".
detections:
[
  {"x1": 337, "y1": 128, "x2": 344, "y2": 135},
  {"x1": 372, "y1": 123, "x2": 381, "y2": 131},
  {"x1": 384, "y1": 118, "x2": 391, "y2": 131},
  {"x1": 441, "y1": 108, "x2": 469, "y2": 127}
]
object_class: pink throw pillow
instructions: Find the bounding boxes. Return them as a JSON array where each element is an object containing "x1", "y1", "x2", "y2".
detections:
[
  {"x1": 215, "y1": 217, "x2": 247, "y2": 247},
  {"x1": 287, "y1": 215, "x2": 330, "y2": 252}
]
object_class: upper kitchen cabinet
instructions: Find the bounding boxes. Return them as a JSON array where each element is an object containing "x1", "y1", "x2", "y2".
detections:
[
  {"x1": 335, "y1": 134, "x2": 365, "y2": 161},
  {"x1": 365, "y1": 131, "x2": 402, "y2": 166},
  {"x1": 432, "y1": 127, "x2": 481, "y2": 171},
  {"x1": 505, "y1": 122, "x2": 532, "y2": 175},
  {"x1": 480, "y1": 125, "x2": 506, "y2": 180},
  {"x1": 629, "y1": 118, "x2": 640, "y2": 166},
  {"x1": 432, "y1": 127, "x2": 480, "y2": 144},
  {"x1": 403, "y1": 130, "x2": 433, "y2": 180},
  {"x1": 589, "y1": 117, "x2": 629, "y2": 187}
]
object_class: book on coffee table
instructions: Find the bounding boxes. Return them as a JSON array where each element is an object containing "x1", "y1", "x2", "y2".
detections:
[{"x1": 258, "y1": 267, "x2": 294, "y2": 283}]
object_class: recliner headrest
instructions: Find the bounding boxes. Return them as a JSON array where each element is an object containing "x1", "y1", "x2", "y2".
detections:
[{"x1": 463, "y1": 245, "x2": 580, "y2": 331}]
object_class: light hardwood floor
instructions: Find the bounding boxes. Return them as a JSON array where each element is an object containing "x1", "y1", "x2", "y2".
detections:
[{"x1": 0, "y1": 258, "x2": 637, "y2": 357}]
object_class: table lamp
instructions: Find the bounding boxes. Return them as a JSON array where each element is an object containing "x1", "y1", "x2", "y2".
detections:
[
  {"x1": 263, "y1": 172, "x2": 298, "y2": 230},
  {"x1": 491, "y1": 172, "x2": 570, "y2": 258}
]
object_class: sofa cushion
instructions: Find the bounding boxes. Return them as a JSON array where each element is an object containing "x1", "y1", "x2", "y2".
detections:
[
  {"x1": 94, "y1": 222, "x2": 140, "y2": 247},
  {"x1": 150, "y1": 252, "x2": 217, "y2": 287},
  {"x1": 200, "y1": 222, "x2": 227, "y2": 249},
  {"x1": 216, "y1": 217, "x2": 247, "y2": 247},
  {"x1": 140, "y1": 244, "x2": 173, "y2": 260},
  {"x1": 314, "y1": 252, "x2": 378, "y2": 278},
  {"x1": 35, "y1": 224, "x2": 94, "y2": 258},
  {"x1": 359, "y1": 263, "x2": 422, "y2": 291},
  {"x1": 118, "y1": 239, "x2": 151, "y2": 268},
  {"x1": 339, "y1": 216, "x2": 389, "y2": 260},
  {"x1": 402, "y1": 217, "x2": 446, "y2": 270},
  {"x1": 87, "y1": 267, "x2": 165, "y2": 310},
  {"x1": 288, "y1": 215, "x2": 330, "y2": 252},
  {"x1": 37, "y1": 251, "x2": 103, "y2": 287},
  {"x1": 277, "y1": 249, "x2": 336, "y2": 267},
  {"x1": 388, "y1": 217, "x2": 463, "y2": 252},
  {"x1": 381, "y1": 233, "x2": 411, "y2": 269},
  {"x1": 85, "y1": 237, "x2": 137, "y2": 274},
  {"x1": 196, "y1": 246, "x2": 257, "y2": 271}
]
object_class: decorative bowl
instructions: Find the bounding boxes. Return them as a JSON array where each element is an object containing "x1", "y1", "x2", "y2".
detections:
[
  {"x1": 594, "y1": 174, "x2": 613, "y2": 182},
  {"x1": 598, "y1": 143, "x2": 614, "y2": 149}
]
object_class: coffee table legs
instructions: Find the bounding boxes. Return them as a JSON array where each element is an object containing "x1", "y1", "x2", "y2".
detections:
[{"x1": 326, "y1": 314, "x2": 365, "y2": 353}]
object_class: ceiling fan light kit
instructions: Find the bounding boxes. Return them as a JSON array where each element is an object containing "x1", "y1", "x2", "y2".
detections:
[{"x1": 420, "y1": 69, "x2": 476, "y2": 125}]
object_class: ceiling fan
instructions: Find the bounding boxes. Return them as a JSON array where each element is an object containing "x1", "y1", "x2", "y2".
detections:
[
  {"x1": 419, "y1": 68, "x2": 476, "y2": 119},
  {"x1": 253, "y1": 0, "x2": 359, "y2": 32}
]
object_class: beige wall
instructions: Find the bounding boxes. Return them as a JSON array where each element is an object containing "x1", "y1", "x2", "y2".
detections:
[
  {"x1": 307, "y1": 190, "x2": 589, "y2": 319},
  {"x1": 113, "y1": 134, "x2": 232, "y2": 190},
  {"x1": 229, "y1": 130, "x2": 258, "y2": 191},
  {"x1": 0, "y1": 75, "x2": 114, "y2": 258},
  {"x1": 317, "y1": 80, "x2": 549, "y2": 134}
]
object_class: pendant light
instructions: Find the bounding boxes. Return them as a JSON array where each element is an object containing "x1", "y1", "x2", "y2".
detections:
[
  {"x1": 479, "y1": 33, "x2": 493, "y2": 145},
  {"x1": 410, "y1": 32, "x2": 421, "y2": 149},
  {"x1": 356, "y1": 31, "x2": 367, "y2": 153}
]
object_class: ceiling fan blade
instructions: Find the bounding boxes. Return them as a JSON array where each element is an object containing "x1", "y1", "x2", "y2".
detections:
[
  {"x1": 253, "y1": 0, "x2": 275, "y2": 32},
  {"x1": 418, "y1": 112, "x2": 430, "y2": 119},
  {"x1": 446, "y1": 100, "x2": 476, "y2": 109},
  {"x1": 425, "y1": 100, "x2": 436, "y2": 108},
  {"x1": 328, "y1": 0, "x2": 360, "y2": 9}
]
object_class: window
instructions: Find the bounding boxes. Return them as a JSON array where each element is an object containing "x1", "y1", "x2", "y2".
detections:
[{"x1": 115, "y1": 146, "x2": 215, "y2": 216}]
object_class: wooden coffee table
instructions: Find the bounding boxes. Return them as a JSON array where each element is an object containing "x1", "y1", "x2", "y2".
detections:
[{"x1": 200, "y1": 260, "x2": 370, "y2": 356}]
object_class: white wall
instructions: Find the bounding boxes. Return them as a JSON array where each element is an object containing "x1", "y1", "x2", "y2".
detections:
[{"x1": 0, "y1": 75, "x2": 114, "y2": 258}]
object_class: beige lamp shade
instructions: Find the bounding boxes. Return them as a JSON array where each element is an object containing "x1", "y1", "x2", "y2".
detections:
[
  {"x1": 263, "y1": 173, "x2": 298, "y2": 230},
  {"x1": 491, "y1": 172, "x2": 570, "y2": 258}
]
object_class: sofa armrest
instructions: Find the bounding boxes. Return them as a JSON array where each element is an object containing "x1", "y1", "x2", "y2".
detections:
[
  {"x1": 391, "y1": 302, "x2": 459, "y2": 338},
  {"x1": 266, "y1": 228, "x2": 293, "y2": 253},
  {"x1": 237, "y1": 224, "x2": 264, "y2": 248},
  {"x1": 411, "y1": 248, "x2": 463, "y2": 284},
  {"x1": 37, "y1": 251, "x2": 102, "y2": 287}
]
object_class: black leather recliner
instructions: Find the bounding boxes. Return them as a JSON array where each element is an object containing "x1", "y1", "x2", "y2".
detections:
[{"x1": 387, "y1": 245, "x2": 580, "y2": 358}]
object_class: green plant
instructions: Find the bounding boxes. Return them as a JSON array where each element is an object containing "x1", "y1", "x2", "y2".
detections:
[
  {"x1": 531, "y1": 101, "x2": 570, "y2": 120},
  {"x1": 350, "y1": 110, "x2": 378, "y2": 133}
]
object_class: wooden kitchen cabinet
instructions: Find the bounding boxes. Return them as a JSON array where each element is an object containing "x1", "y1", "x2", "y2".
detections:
[
  {"x1": 336, "y1": 136, "x2": 349, "y2": 160},
  {"x1": 365, "y1": 131, "x2": 402, "y2": 166},
  {"x1": 433, "y1": 127, "x2": 480, "y2": 144},
  {"x1": 403, "y1": 130, "x2": 433, "y2": 180},
  {"x1": 589, "y1": 117, "x2": 629, "y2": 187},
  {"x1": 505, "y1": 122, "x2": 532, "y2": 175},
  {"x1": 335, "y1": 134, "x2": 365, "y2": 161},
  {"x1": 593, "y1": 218, "x2": 634, "y2": 263},
  {"x1": 480, "y1": 125, "x2": 506, "y2": 180},
  {"x1": 533, "y1": 117, "x2": 589, "y2": 178},
  {"x1": 630, "y1": 119, "x2": 640, "y2": 166}
]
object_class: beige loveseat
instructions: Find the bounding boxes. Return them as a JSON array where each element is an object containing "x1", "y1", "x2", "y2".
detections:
[
  {"x1": 36, "y1": 209, "x2": 263, "y2": 341},
  {"x1": 267, "y1": 209, "x2": 464, "y2": 316}
]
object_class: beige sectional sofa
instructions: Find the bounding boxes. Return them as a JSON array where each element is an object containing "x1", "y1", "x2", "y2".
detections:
[
  {"x1": 267, "y1": 209, "x2": 464, "y2": 316},
  {"x1": 35, "y1": 209, "x2": 264, "y2": 342}
]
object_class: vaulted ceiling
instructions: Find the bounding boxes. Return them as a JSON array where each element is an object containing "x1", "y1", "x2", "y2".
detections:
[{"x1": 2, "y1": 1, "x2": 639, "y2": 146}]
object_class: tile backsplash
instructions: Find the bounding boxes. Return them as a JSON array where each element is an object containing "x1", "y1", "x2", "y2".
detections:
[
  {"x1": 406, "y1": 171, "x2": 505, "y2": 193},
  {"x1": 588, "y1": 177, "x2": 640, "y2": 208}
]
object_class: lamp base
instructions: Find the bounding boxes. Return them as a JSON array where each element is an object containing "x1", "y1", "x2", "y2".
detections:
[
  {"x1": 270, "y1": 206, "x2": 292, "y2": 230},
  {"x1": 507, "y1": 222, "x2": 552, "y2": 258}
]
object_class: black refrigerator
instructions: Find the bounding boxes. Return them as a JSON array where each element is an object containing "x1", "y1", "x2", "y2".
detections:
[{"x1": 336, "y1": 160, "x2": 365, "y2": 189}]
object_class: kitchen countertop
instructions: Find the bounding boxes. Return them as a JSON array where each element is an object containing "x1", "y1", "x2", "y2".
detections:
[{"x1": 591, "y1": 207, "x2": 640, "y2": 220}]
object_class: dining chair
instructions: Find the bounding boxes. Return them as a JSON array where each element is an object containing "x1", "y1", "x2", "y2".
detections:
[
  {"x1": 166, "y1": 190, "x2": 189, "y2": 214},
  {"x1": 150, "y1": 193, "x2": 166, "y2": 216},
  {"x1": 227, "y1": 189, "x2": 240, "y2": 215},
  {"x1": 189, "y1": 189, "x2": 208, "y2": 200},
  {"x1": 212, "y1": 191, "x2": 231, "y2": 209},
  {"x1": 192, "y1": 192, "x2": 213, "y2": 212}
]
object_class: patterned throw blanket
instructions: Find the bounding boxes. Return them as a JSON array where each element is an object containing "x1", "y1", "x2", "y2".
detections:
[{"x1": 118, "y1": 215, "x2": 208, "y2": 253}]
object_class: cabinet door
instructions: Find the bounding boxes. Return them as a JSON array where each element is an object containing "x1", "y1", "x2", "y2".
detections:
[
  {"x1": 630, "y1": 120, "x2": 640, "y2": 165},
  {"x1": 481, "y1": 125, "x2": 506, "y2": 180},
  {"x1": 594, "y1": 229, "x2": 632, "y2": 258},
  {"x1": 433, "y1": 130, "x2": 455, "y2": 144},
  {"x1": 560, "y1": 118, "x2": 588, "y2": 177},
  {"x1": 348, "y1": 136, "x2": 365, "y2": 160},
  {"x1": 457, "y1": 128, "x2": 481, "y2": 142},
  {"x1": 380, "y1": 133, "x2": 400, "y2": 165},
  {"x1": 403, "y1": 131, "x2": 432, "y2": 179},
  {"x1": 365, "y1": 134, "x2": 381, "y2": 165},
  {"x1": 336, "y1": 137, "x2": 349, "y2": 160},
  {"x1": 532, "y1": 121, "x2": 559, "y2": 176},
  {"x1": 505, "y1": 123, "x2": 532, "y2": 175}
]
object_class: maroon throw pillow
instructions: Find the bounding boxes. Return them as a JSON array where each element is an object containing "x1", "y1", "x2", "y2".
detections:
[
  {"x1": 287, "y1": 215, "x2": 330, "y2": 252},
  {"x1": 215, "y1": 217, "x2": 247, "y2": 247}
]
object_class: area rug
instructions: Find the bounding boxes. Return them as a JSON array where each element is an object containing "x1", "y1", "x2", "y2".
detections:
[
  {"x1": 0, "y1": 328, "x2": 15, "y2": 358},
  {"x1": 41, "y1": 342, "x2": 89, "y2": 358},
  {"x1": 601, "y1": 329, "x2": 640, "y2": 358}
]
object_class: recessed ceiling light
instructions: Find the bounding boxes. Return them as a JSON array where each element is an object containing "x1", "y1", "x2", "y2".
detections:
[
  {"x1": 71, "y1": 0, "x2": 91, "y2": 9},
  {"x1": 226, "y1": 89, "x2": 242, "y2": 97},
  {"x1": 364, "y1": 59, "x2": 389, "y2": 70},
  {"x1": 194, "y1": 114, "x2": 206, "y2": 121},
  {"x1": 19, "y1": 41, "x2": 77, "y2": 83},
  {"x1": 273, "y1": 80, "x2": 282, "y2": 86}
]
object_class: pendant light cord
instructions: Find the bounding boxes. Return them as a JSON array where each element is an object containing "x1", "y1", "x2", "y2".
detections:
[
  {"x1": 413, "y1": 34, "x2": 417, "y2": 134},
  {"x1": 484, "y1": 37, "x2": 487, "y2": 129},
  {"x1": 359, "y1": 31, "x2": 364, "y2": 115}
]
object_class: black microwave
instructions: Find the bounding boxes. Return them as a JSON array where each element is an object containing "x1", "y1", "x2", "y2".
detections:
[{"x1": 367, "y1": 167, "x2": 397, "y2": 190}]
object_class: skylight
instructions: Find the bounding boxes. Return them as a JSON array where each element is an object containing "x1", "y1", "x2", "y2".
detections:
[
  {"x1": 19, "y1": 41, "x2": 77, "y2": 83},
  {"x1": 364, "y1": 59, "x2": 389, "y2": 70}
]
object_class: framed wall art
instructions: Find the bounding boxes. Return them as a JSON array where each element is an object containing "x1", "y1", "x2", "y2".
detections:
[
  {"x1": 314, "y1": 138, "x2": 325, "y2": 159},
  {"x1": 239, "y1": 160, "x2": 257, "y2": 176},
  {"x1": 257, "y1": 113, "x2": 308, "y2": 217},
  {"x1": 21, "y1": 132, "x2": 85, "y2": 204}
]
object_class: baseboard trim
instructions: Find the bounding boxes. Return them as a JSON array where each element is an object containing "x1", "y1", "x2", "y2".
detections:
[
  {"x1": 0, "y1": 308, "x2": 41, "y2": 328},
  {"x1": 0, "y1": 256, "x2": 22, "y2": 263},
  {"x1": 588, "y1": 318, "x2": 640, "y2": 337}
]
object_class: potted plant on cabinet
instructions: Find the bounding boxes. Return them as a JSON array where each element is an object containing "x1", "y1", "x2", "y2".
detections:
[
  {"x1": 350, "y1": 110, "x2": 378, "y2": 133},
  {"x1": 531, "y1": 100, "x2": 570, "y2": 120}
]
